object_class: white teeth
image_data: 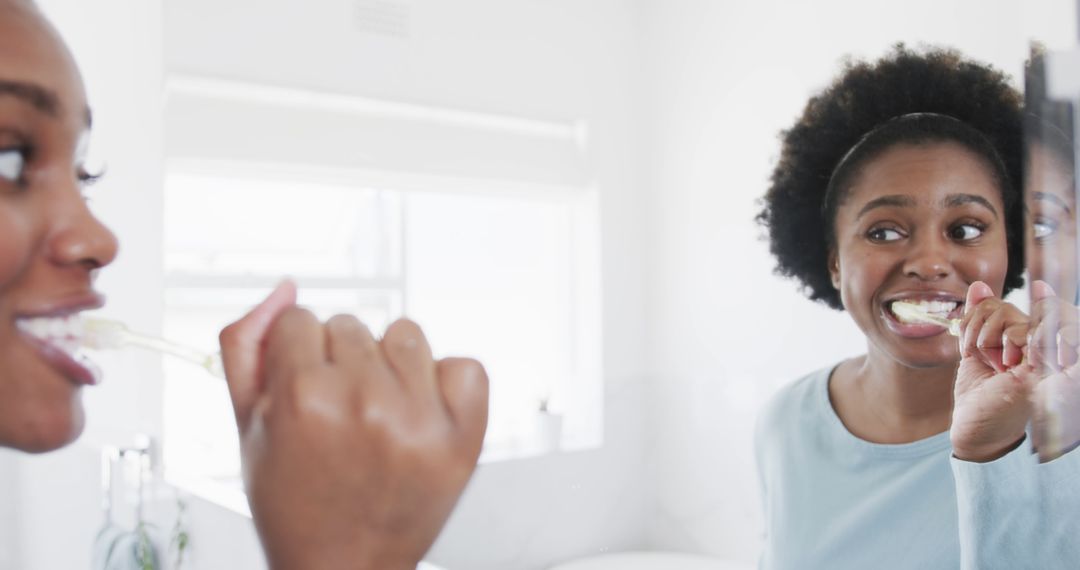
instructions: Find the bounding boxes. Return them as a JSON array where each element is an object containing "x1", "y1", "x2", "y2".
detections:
[
  {"x1": 891, "y1": 299, "x2": 958, "y2": 324},
  {"x1": 15, "y1": 315, "x2": 85, "y2": 354}
]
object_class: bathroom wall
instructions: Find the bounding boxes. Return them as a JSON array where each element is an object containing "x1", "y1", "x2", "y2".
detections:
[
  {"x1": 639, "y1": 0, "x2": 1077, "y2": 564},
  {"x1": 11, "y1": 1, "x2": 654, "y2": 569},
  {"x1": 0, "y1": 450, "x2": 19, "y2": 568}
]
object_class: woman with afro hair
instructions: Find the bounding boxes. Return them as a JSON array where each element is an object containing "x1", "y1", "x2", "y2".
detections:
[{"x1": 755, "y1": 45, "x2": 1080, "y2": 569}]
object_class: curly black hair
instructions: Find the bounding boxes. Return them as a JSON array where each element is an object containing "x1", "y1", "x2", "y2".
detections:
[{"x1": 756, "y1": 44, "x2": 1025, "y2": 310}]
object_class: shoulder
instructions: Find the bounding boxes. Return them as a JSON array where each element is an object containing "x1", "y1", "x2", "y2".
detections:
[{"x1": 755, "y1": 366, "x2": 833, "y2": 447}]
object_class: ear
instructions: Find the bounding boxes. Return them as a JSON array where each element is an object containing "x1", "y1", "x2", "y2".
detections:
[{"x1": 828, "y1": 249, "x2": 841, "y2": 290}]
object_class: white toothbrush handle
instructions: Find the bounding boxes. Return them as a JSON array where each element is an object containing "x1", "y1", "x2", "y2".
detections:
[{"x1": 120, "y1": 332, "x2": 225, "y2": 379}]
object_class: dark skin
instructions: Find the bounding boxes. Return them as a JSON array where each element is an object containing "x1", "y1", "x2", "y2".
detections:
[
  {"x1": 0, "y1": 2, "x2": 490, "y2": 568},
  {"x1": 826, "y1": 142, "x2": 1026, "y2": 461},
  {"x1": 1026, "y1": 143, "x2": 1078, "y2": 304},
  {"x1": 0, "y1": 0, "x2": 116, "y2": 452}
]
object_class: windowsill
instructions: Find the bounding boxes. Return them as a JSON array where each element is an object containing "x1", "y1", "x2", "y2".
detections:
[
  {"x1": 165, "y1": 433, "x2": 601, "y2": 519},
  {"x1": 164, "y1": 469, "x2": 251, "y2": 518}
]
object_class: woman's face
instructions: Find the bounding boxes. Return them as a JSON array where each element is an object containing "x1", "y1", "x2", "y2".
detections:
[
  {"x1": 0, "y1": 1, "x2": 118, "y2": 452},
  {"x1": 829, "y1": 142, "x2": 1009, "y2": 369},
  {"x1": 1025, "y1": 143, "x2": 1077, "y2": 302}
]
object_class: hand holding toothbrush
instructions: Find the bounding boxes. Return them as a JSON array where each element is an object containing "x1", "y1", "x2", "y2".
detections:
[
  {"x1": 952, "y1": 281, "x2": 1080, "y2": 462},
  {"x1": 1025, "y1": 282, "x2": 1080, "y2": 461},
  {"x1": 951, "y1": 281, "x2": 1035, "y2": 463},
  {"x1": 218, "y1": 281, "x2": 489, "y2": 570}
]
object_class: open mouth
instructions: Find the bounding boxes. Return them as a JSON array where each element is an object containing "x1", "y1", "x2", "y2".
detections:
[
  {"x1": 882, "y1": 295, "x2": 963, "y2": 339},
  {"x1": 887, "y1": 299, "x2": 962, "y2": 324},
  {"x1": 14, "y1": 314, "x2": 99, "y2": 385}
]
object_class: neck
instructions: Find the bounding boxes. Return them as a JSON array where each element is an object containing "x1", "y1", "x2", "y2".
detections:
[{"x1": 832, "y1": 345, "x2": 957, "y2": 444}]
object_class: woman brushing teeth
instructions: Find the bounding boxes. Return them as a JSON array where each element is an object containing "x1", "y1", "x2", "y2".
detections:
[{"x1": 0, "y1": 2, "x2": 490, "y2": 568}]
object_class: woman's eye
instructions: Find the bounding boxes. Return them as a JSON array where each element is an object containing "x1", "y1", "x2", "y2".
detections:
[
  {"x1": 77, "y1": 166, "x2": 103, "y2": 188},
  {"x1": 868, "y1": 227, "x2": 904, "y2": 242},
  {"x1": 0, "y1": 148, "x2": 25, "y2": 183},
  {"x1": 949, "y1": 224, "x2": 984, "y2": 241},
  {"x1": 1033, "y1": 217, "x2": 1059, "y2": 241}
]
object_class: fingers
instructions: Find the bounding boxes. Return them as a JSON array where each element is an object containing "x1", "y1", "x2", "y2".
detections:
[
  {"x1": 1032, "y1": 280, "x2": 1057, "y2": 302},
  {"x1": 961, "y1": 281, "x2": 997, "y2": 359},
  {"x1": 1027, "y1": 283, "x2": 1080, "y2": 371},
  {"x1": 380, "y1": 319, "x2": 439, "y2": 399},
  {"x1": 1059, "y1": 328, "x2": 1080, "y2": 368},
  {"x1": 975, "y1": 305, "x2": 1012, "y2": 372},
  {"x1": 961, "y1": 282, "x2": 1037, "y2": 372},
  {"x1": 1030, "y1": 364, "x2": 1080, "y2": 462},
  {"x1": 219, "y1": 281, "x2": 298, "y2": 430},
  {"x1": 437, "y1": 357, "x2": 490, "y2": 458},
  {"x1": 325, "y1": 314, "x2": 378, "y2": 366},
  {"x1": 964, "y1": 281, "x2": 996, "y2": 313},
  {"x1": 1002, "y1": 324, "x2": 1027, "y2": 369},
  {"x1": 264, "y1": 306, "x2": 327, "y2": 377}
]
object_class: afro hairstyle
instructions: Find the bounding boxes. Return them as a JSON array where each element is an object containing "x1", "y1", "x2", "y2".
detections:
[{"x1": 756, "y1": 44, "x2": 1025, "y2": 310}]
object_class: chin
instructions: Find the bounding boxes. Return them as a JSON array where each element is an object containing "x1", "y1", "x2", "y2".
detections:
[
  {"x1": 7, "y1": 398, "x2": 85, "y2": 454},
  {"x1": 891, "y1": 345, "x2": 961, "y2": 370}
]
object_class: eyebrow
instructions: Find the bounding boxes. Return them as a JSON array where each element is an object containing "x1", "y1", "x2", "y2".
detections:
[
  {"x1": 0, "y1": 79, "x2": 59, "y2": 116},
  {"x1": 941, "y1": 193, "x2": 999, "y2": 220},
  {"x1": 855, "y1": 195, "x2": 916, "y2": 219},
  {"x1": 1032, "y1": 191, "x2": 1073, "y2": 214},
  {"x1": 855, "y1": 193, "x2": 1000, "y2": 220},
  {"x1": 0, "y1": 78, "x2": 91, "y2": 126}
]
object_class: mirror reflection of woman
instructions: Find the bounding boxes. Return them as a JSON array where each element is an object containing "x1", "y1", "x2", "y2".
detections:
[
  {"x1": 0, "y1": 1, "x2": 489, "y2": 568},
  {"x1": 1024, "y1": 49, "x2": 1078, "y2": 305},
  {"x1": 756, "y1": 45, "x2": 1080, "y2": 569}
]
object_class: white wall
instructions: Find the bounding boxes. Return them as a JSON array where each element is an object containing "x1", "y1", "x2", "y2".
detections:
[{"x1": 639, "y1": 0, "x2": 1076, "y2": 564}]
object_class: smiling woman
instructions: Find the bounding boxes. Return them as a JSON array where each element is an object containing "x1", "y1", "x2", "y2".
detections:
[
  {"x1": 0, "y1": 0, "x2": 118, "y2": 452},
  {"x1": 755, "y1": 45, "x2": 1080, "y2": 569}
]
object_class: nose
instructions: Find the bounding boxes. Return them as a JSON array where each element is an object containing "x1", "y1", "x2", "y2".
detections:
[
  {"x1": 903, "y1": 232, "x2": 951, "y2": 281},
  {"x1": 47, "y1": 191, "x2": 119, "y2": 271}
]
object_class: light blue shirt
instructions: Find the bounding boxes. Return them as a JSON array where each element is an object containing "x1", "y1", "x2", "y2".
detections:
[{"x1": 755, "y1": 366, "x2": 1080, "y2": 569}]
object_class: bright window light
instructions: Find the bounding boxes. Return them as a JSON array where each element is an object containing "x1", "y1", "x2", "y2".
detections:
[{"x1": 162, "y1": 166, "x2": 602, "y2": 510}]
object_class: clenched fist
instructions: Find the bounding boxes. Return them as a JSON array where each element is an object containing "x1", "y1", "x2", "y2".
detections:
[{"x1": 218, "y1": 281, "x2": 489, "y2": 570}]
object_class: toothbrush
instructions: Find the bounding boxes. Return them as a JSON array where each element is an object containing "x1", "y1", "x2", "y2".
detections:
[
  {"x1": 890, "y1": 302, "x2": 962, "y2": 336},
  {"x1": 82, "y1": 317, "x2": 225, "y2": 379}
]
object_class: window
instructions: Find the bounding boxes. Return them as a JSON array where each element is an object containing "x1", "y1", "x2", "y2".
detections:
[{"x1": 161, "y1": 162, "x2": 602, "y2": 512}]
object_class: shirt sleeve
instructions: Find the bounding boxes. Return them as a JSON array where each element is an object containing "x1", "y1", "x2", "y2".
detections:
[
  {"x1": 951, "y1": 438, "x2": 1080, "y2": 569},
  {"x1": 1036, "y1": 445, "x2": 1080, "y2": 562}
]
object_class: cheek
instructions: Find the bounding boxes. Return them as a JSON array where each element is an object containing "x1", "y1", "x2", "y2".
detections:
[
  {"x1": 0, "y1": 207, "x2": 33, "y2": 285},
  {"x1": 961, "y1": 239, "x2": 1010, "y2": 291},
  {"x1": 837, "y1": 250, "x2": 887, "y2": 307}
]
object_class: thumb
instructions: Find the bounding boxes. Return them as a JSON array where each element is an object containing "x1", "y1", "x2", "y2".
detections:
[
  {"x1": 1032, "y1": 279, "x2": 1058, "y2": 302},
  {"x1": 218, "y1": 280, "x2": 298, "y2": 430},
  {"x1": 965, "y1": 281, "x2": 995, "y2": 315},
  {"x1": 436, "y1": 357, "x2": 490, "y2": 459}
]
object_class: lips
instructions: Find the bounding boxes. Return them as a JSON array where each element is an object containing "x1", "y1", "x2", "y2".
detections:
[{"x1": 13, "y1": 294, "x2": 106, "y2": 386}]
